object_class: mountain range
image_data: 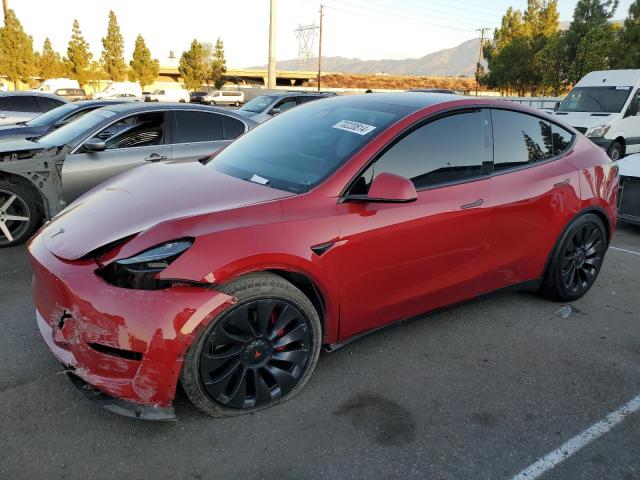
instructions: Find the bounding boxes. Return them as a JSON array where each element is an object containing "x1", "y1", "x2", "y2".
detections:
[{"x1": 251, "y1": 38, "x2": 483, "y2": 77}]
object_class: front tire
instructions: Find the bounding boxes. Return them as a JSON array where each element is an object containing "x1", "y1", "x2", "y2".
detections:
[
  {"x1": 0, "y1": 181, "x2": 41, "y2": 247},
  {"x1": 181, "y1": 272, "x2": 322, "y2": 417},
  {"x1": 607, "y1": 140, "x2": 624, "y2": 160},
  {"x1": 540, "y1": 213, "x2": 607, "y2": 301}
]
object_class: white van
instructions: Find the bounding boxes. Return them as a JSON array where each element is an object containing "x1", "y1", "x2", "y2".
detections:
[
  {"x1": 93, "y1": 81, "x2": 143, "y2": 99},
  {"x1": 145, "y1": 88, "x2": 190, "y2": 103},
  {"x1": 552, "y1": 70, "x2": 640, "y2": 160},
  {"x1": 203, "y1": 90, "x2": 244, "y2": 106},
  {"x1": 34, "y1": 78, "x2": 80, "y2": 93}
]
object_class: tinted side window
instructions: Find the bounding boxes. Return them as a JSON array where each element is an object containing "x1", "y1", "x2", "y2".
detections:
[
  {"x1": 101, "y1": 112, "x2": 165, "y2": 150},
  {"x1": 297, "y1": 96, "x2": 319, "y2": 105},
  {"x1": 274, "y1": 98, "x2": 297, "y2": 112},
  {"x1": 222, "y1": 116, "x2": 245, "y2": 140},
  {"x1": 492, "y1": 110, "x2": 553, "y2": 170},
  {"x1": 37, "y1": 97, "x2": 64, "y2": 112},
  {"x1": 551, "y1": 124, "x2": 573, "y2": 155},
  {"x1": 174, "y1": 111, "x2": 223, "y2": 143},
  {"x1": 363, "y1": 110, "x2": 490, "y2": 191},
  {"x1": 0, "y1": 96, "x2": 40, "y2": 112}
]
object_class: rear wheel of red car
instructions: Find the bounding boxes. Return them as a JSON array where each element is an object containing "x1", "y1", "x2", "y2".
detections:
[
  {"x1": 0, "y1": 181, "x2": 41, "y2": 248},
  {"x1": 181, "y1": 272, "x2": 322, "y2": 417},
  {"x1": 541, "y1": 213, "x2": 606, "y2": 301}
]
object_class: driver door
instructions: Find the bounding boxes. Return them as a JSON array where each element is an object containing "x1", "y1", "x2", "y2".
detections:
[
  {"x1": 619, "y1": 89, "x2": 640, "y2": 154},
  {"x1": 61, "y1": 111, "x2": 171, "y2": 202}
]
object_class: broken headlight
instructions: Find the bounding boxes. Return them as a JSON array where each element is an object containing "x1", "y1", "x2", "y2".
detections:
[{"x1": 97, "y1": 239, "x2": 193, "y2": 290}]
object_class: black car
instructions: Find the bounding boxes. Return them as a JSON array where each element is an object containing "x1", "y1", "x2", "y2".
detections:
[
  {"x1": 0, "y1": 91, "x2": 69, "y2": 126},
  {"x1": 190, "y1": 91, "x2": 210, "y2": 104},
  {"x1": 0, "y1": 100, "x2": 126, "y2": 141}
]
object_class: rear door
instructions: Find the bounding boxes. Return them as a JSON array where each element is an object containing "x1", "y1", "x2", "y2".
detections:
[
  {"x1": 169, "y1": 110, "x2": 239, "y2": 162},
  {"x1": 61, "y1": 110, "x2": 170, "y2": 201},
  {"x1": 480, "y1": 108, "x2": 581, "y2": 292},
  {"x1": 618, "y1": 88, "x2": 640, "y2": 154}
]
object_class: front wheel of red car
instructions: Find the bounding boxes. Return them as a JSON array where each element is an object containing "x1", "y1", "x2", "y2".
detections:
[
  {"x1": 181, "y1": 272, "x2": 322, "y2": 417},
  {"x1": 540, "y1": 213, "x2": 607, "y2": 301}
]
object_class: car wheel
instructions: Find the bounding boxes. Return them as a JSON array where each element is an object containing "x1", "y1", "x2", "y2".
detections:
[
  {"x1": 607, "y1": 140, "x2": 624, "y2": 160},
  {"x1": 0, "y1": 181, "x2": 41, "y2": 248},
  {"x1": 235, "y1": 102, "x2": 240, "y2": 107},
  {"x1": 540, "y1": 213, "x2": 606, "y2": 301},
  {"x1": 181, "y1": 272, "x2": 322, "y2": 417},
  {"x1": 211, "y1": 101, "x2": 217, "y2": 106}
]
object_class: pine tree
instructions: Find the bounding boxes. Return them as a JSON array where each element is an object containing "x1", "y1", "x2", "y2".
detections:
[
  {"x1": 101, "y1": 10, "x2": 127, "y2": 81},
  {"x1": 129, "y1": 34, "x2": 159, "y2": 87},
  {"x1": 179, "y1": 39, "x2": 211, "y2": 90},
  {"x1": 66, "y1": 19, "x2": 92, "y2": 86},
  {"x1": 39, "y1": 38, "x2": 64, "y2": 79},
  {"x1": 618, "y1": 0, "x2": 640, "y2": 68},
  {"x1": 210, "y1": 38, "x2": 227, "y2": 89},
  {"x1": 0, "y1": 9, "x2": 36, "y2": 90}
]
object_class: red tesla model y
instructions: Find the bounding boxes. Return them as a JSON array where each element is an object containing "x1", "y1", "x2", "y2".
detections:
[{"x1": 28, "y1": 93, "x2": 618, "y2": 420}]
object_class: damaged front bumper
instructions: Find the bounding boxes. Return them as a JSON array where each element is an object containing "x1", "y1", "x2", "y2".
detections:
[{"x1": 29, "y1": 233, "x2": 234, "y2": 420}]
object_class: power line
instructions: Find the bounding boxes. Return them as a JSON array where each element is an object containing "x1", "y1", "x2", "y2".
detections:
[{"x1": 367, "y1": 0, "x2": 501, "y2": 23}]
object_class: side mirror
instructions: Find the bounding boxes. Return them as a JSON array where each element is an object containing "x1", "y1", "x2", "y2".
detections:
[
  {"x1": 84, "y1": 138, "x2": 106, "y2": 152},
  {"x1": 344, "y1": 172, "x2": 417, "y2": 204},
  {"x1": 270, "y1": 107, "x2": 281, "y2": 115}
]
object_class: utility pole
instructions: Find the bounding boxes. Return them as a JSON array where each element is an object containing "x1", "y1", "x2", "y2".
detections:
[
  {"x1": 475, "y1": 27, "x2": 490, "y2": 96},
  {"x1": 317, "y1": 4, "x2": 324, "y2": 92},
  {"x1": 267, "y1": 0, "x2": 277, "y2": 89},
  {"x1": 2, "y1": 0, "x2": 9, "y2": 20}
]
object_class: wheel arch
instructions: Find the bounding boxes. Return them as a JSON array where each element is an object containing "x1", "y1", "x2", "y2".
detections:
[
  {"x1": 541, "y1": 206, "x2": 611, "y2": 282},
  {"x1": 0, "y1": 171, "x2": 46, "y2": 216}
]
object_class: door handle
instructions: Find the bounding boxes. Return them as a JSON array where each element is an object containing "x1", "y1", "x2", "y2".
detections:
[
  {"x1": 461, "y1": 199, "x2": 483, "y2": 209},
  {"x1": 145, "y1": 153, "x2": 167, "y2": 162},
  {"x1": 553, "y1": 178, "x2": 570, "y2": 188}
]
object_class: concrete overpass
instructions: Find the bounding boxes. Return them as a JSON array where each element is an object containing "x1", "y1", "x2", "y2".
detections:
[{"x1": 158, "y1": 66, "x2": 319, "y2": 87}]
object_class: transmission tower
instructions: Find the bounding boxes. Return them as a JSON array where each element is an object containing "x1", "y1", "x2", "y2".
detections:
[{"x1": 294, "y1": 23, "x2": 319, "y2": 69}]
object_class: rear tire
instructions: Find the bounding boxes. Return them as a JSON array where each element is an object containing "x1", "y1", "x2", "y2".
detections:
[
  {"x1": 0, "y1": 181, "x2": 41, "y2": 248},
  {"x1": 607, "y1": 140, "x2": 624, "y2": 160},
  {"x1": 180, "y1": 272, "x2": 322, "y2": 417},
  {"x1": 540, "y1": 213, "x2": 607, "y2": 301}
]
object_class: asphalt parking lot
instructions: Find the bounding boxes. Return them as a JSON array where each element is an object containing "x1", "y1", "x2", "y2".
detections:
[{"x1": 1, "y1": 223, "x2": 639, "y2": 479}]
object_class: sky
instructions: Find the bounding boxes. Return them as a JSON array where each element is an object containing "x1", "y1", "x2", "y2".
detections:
[{"x1": 4, "y1": 0, "x2": 636, "y2": 68}]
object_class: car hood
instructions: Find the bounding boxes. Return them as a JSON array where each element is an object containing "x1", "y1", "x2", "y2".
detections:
[
  {"x1": 551, "y1": 111, "x2": 616, "y2": 129},
  {"x1": 0, "y1": 138, "x2": 49, "y2": 160},
  {"x1": 42, "y1": 162, "x2": 295, "y2": 260},
  {"x1": 0, "y1": 124, "x2": 45, "y2": 141}
]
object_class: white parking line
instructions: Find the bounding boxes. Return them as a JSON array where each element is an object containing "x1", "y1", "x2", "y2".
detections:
[
  {"x1": 510, "y1": 394, "x2": 640, "y2": 480},
  {"x1": 610, "y1": 246, "x2": 640, "y2": 256}
]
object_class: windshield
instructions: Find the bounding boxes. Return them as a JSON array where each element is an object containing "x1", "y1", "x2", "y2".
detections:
[
  {"x1": 38, "y1": 108, "x2": 117, "y2": 146},
  {"x1": 240, "y1": 95, "x2": 277, "y2": 113},
  {"x1": 209, "y1": 99, "x2": 406, "y2": 193},
  {"x1": 26, "y1": 103, "x2": 80, "y2": 127},
  {"x1": 558, "y1": 86, "x2": 633, "y2": 113}
]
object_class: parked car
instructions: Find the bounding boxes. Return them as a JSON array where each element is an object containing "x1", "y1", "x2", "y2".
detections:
[
  {"x1": 106, "y1": 93, "x2": 144, "y2": 102},
  {"x1": 236, "y1": 92, "x2": 330, "y2": 123},
  {"x1": 552, "y1": 69, "x2": 640, "y2": 160},
  {"x1": 0, "y1": 91, "x2": 69, "y2": 126},
  {"x1": 189, "y1": 91, "x2": 210, "y2": 104},
  {"x1": 0, "y1": 103, "x2": 256, "y2": 246},
  {"x1": 34, "y1": 78, "x2": 80, "y2": 93},
  {"x1": 26, "y1": 93, "x2": 618, "y2": 420},
  {"x1": 93, "y1": 81, "x2": 143, "y2": 100},
  {"x1": 616, "y1": 153, "x2": 640, "y2": 225},
  {"x1": 145, "y1": 89, "x2": 190, "y2": 103},
  {"x1": 53, "y1": 88, "x2": 87, "y2": 102},
  {"x1": 0, "y1": 100, "x2": 126, "y2": 141},
  {"x1": 203, "y1": 90, "x2": 245, "y2": 106}
]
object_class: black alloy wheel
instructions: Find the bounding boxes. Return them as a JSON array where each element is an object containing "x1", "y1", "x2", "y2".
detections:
[
  {"x1": 199, "y1": 298, "x2": 312, "y2": 409},
  {"x1": 560, "y1": 221, "x2": 605, "y2": 295}
]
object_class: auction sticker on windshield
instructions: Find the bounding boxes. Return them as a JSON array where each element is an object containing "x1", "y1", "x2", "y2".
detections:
[{"x1": 332, "y1": 120, "x2": 376, "y2": 135}]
